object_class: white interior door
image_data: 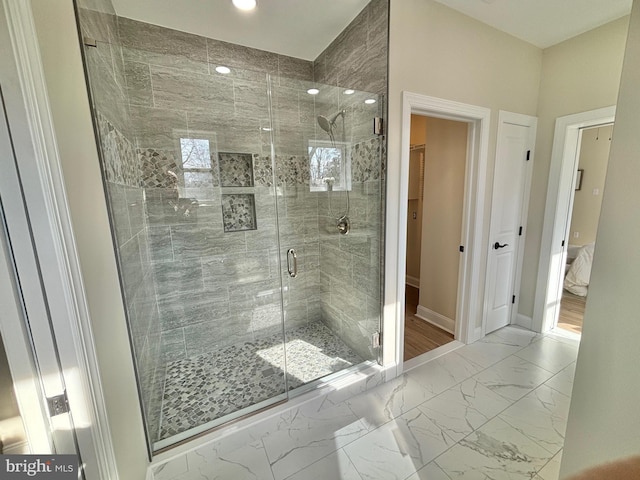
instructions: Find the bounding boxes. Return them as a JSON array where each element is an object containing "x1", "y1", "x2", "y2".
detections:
[{"x1": 485, "y1": 113, "x2": 537, "y2": 334}]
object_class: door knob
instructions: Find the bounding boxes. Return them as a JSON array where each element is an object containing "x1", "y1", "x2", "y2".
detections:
[{"x1": 494, "y1": 242, "x2": 509, "y2": 250}]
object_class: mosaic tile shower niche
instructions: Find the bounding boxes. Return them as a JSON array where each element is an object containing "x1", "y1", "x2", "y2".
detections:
[{"x1": 76, "y1": 0, "x2": 388, "y2": 452}]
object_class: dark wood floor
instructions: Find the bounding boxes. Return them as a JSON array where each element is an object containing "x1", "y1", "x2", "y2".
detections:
[
  {"x1": 404, "y1": 285, "x2": 455, "y2": 361},
  {"x1": 558, "y1": 290, "x2": 586, "y2": 335}
]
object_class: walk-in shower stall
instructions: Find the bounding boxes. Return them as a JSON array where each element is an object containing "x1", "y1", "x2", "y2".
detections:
[{"x1": 75, "y1": 0, "x2": 388, "y2": 451}]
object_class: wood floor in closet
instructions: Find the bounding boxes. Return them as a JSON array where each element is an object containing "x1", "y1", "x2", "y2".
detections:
[{"x1": 404, "y1": 285, "x2": 455, "y2": 361}]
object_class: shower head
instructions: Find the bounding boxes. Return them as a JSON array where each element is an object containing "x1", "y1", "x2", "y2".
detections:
[
  {"x1": 317, "y1": 115, "x2": 333, "y2": 134},
  {"x1": 317, "y1": 110, "x2": 346, "y2": 146}
]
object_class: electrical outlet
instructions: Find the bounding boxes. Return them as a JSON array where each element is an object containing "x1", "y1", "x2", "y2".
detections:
[
  {"x1": 593, "y1": 188, "x2": 600, "y2": 195},
  {"x1": 574, "y1": 232, "x2": 580, "y2": 238},
  {"x1": 412, "y1": 211, "x2": 417, "y2": 219}
]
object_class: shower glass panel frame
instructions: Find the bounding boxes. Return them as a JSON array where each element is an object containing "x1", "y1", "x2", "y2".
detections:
[{"x1": 76, "y1": 11, "x2": 385, "y2": 454}]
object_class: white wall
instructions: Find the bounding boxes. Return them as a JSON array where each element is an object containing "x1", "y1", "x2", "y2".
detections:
[
  {"x1": 30, "y1": 1, "x2": 149, "y2": 477},
  {"x1": 418, "y1": 117, "x2": 467, "y2": 322},
  {"x1": 560, "y1": 0, "x2": 640, "y2": 475},
  {"x1": 518, "y1": 17, "x2": 628, "y2": 318},
  {"x1": 385, "y1": 0, "x2": 541, "y2": 360},
  {"x1": 569, "y1": 125, "x2": 612, "y2": 246}
]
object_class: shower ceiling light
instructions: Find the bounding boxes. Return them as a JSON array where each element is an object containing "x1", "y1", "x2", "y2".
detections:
[
  {"x1": 261, "y1": 127, "x2": 272, "y2": 132},
  {"x1": 307, "y1": 88, "x2": 320, "y2": 95},
  {"x1": 215, "y1": 66, "x2": 231, "y2": 74},
  {"x1": 364, "y1": 98, "x2": 376, "y2": 104},
  {"x1": 232, "y1": 0, "x2": 256, "y2": 11},
  {"x1": 343, "y1": 89, "x2": 355, "y2": 95}
]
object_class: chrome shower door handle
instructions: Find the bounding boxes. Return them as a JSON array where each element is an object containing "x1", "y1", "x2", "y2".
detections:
[{"x1": 287, "y1": 248, "x2": 298, "y2": 278}]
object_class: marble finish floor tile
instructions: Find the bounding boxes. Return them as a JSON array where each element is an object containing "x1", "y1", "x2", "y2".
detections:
[
  {"x1": 435, "y1": 417, "x2": 554, "y2": 479},
  {"x1": 455, "y1": 340, "x2": 522, "y2": 369},
  {"x1": 538, "y1": 449, "x2": 563, "y2": 480},
  {"x1": 151, "y1": 325, "x2": 580, "y2": 480},
  {"x1": 159, "y1": 322, "x2": 362, "y2": 440},
  {"x1": 344, "y1": 407, "x2": 457, "y2": 480},
  {"x1": 418, "y1": 377, "x2": 512, "y2": 442},
  {"x1": 405, "y1": 351, "x2": 485, "y2": 397},
  {"x1": 515, "y1": 337, "x2": 579, "y2": 374},
  {"x1": 482, "y1": 326, "x2": 541, "y2": 348},
  {"x1": 346, "y1": 374, "x2": 435, "y2": 430},
  {"x1": 544, "y1": 362, "x2": 576, "y2": 397},
  {"x1": 474, "y1": 355, "x2": 555, "y2": 402},
  {"x1": 180, "y1": 439, "x2": 274, "y2": 480},
  {"x1": 262, "y1": 399, "x2": 368, "y2": 479},
  {"x1": 498, "y1": 384, "x2": 571, "y2": 455},
  {"x1": 284, "y1": 449, "x2": 363, "y2": 480},
  {"x1": 406, "y1": 461, "x2": 452, "y2": 480}
]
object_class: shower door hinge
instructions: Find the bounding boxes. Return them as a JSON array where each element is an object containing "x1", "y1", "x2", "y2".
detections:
[
  {"x1": 371, "y1": 331, "x2": 382, "y2": 348},
  {"x1": 373, "y1": 117, "x2": 384, "y2": 136},
  {"x1": 47, "y1": 392, "x2": 70, "y2": 417},
  {"x1": 83, "y1": 37, "x2": 97, "y2": 48}
]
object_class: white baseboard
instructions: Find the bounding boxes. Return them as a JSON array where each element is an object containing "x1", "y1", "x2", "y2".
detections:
[
  {"x1": 405, "y1": 276, "x2": 420, "y2": 288},
  {"x1": 514, "y1": 313, "x2": 533, "y2": 330},
  {"x1": 415, "y1": 306, "x2": 455, "y2": 335},
  {"x1": 3, "y1": 440, "x2": 29, "y2": 454}
]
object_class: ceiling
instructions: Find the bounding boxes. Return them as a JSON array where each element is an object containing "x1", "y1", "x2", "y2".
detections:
[
  {"x1": 111, "y1": 0, "x2": 633, "y2": 60},
  {"x1": 110, "y1": 0, "x2": 371, "y2": 61},
  {"x1": 433, "y1": 0, "x2": 632, "y2": 48}
]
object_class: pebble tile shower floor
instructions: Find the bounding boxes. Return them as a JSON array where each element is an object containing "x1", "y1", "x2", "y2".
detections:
[{"x1": 158, "y1": 322, "x2": 363, "y2": 439}]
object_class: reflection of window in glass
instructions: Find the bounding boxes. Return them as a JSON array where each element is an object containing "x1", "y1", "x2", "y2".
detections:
[
  {"x1": 180, "y1": 138, "x2": 211, "y2": 169},
  {"x1": 180, "y1": 138, "x2": 213, "y2": 189},
  {"x1": 309, "y1": 140, "x2": 351, "y2": 191}
]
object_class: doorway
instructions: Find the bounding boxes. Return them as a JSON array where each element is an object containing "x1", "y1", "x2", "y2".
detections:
[
  {"x1": 393, "y1": 92, "x2": 491, "y2": 370},
  {"x1": 404, "y1": 115, "x2": 466, "y2": 361},
  {"x1": 558, "y1": 124, "x2": 612, "y2": 334},
  {"x1": 534, "y1": 106, "x2": 616, "y2": 333}
]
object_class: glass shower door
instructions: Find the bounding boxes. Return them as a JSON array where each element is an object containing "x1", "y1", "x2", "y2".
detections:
[
  {"x1": 271, "y1": 76, "x2": 384, "y2": 389},
  {"x1": 78, "y1": 26, "x2": 289, "y2": 448}
]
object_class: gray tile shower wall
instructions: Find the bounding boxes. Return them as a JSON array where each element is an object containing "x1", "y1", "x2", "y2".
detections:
[
  {"x1": 115, "y1": 17, "x2": 326, "y2": 365},
  {"x1": 316, "y1": 137, "x2": 384, "y2": 360},
  {"x1": 312, "y1": 0, "x2": 388, "y2": 96},
  {"x1": 311, "y1": 0, "x2": 388, "y2": 360},
  {"x1": 79, "y1": 0, "x2": 386, "y2": 443}
]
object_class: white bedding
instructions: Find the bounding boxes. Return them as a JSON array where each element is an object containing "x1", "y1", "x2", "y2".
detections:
[{"x1": 564, "y1": 243, "x2": 595, "y2": 297}]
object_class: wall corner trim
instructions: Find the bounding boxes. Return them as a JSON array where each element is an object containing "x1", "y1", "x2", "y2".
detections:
[{"x1": 2, "y1": 0, "x2": 120, "y2": 477}]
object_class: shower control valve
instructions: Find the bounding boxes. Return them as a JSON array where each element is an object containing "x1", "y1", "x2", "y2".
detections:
[{"x1": 337, "y1": 215, "x2": 350, "y2": 235}]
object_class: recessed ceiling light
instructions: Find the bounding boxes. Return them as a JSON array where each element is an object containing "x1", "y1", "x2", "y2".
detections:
[
  {"x1": 343, "y1": 89, "x2": 355, "y2": 95},
  {"x1": 307, "y1": 88, "x2": 320, "y2": 95},
  {"x1": 261, "y1": 127, "x2": 272, "y2": 132},
  {"x1": 232, "y1": 0, "x2": 256, "y2": 11},
  {"x1": 215, "y1": 66, "x2": 231, "y2": 74},
  {"x1": 364, "y1": 98, "x2": 376, "y2": 104}
]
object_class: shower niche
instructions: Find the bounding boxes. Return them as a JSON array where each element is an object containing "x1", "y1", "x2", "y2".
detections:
[{"x1": 76, "y1": 0, "x2": 388, "y2": 452}]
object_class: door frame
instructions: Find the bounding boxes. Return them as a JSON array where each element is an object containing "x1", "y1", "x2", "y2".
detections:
[
  {"x1": 533, "y1": 106, "x2": 615, "y2": 333},
  {"x1": 483, "y1": 111, "x2": 537, "y2": 334},
  {"x1": 393, "y1": 92, "x2": 491, "y2": 371},
  {"x1": 1, "y1": 0, "x2": 119, "y2": 476}
]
